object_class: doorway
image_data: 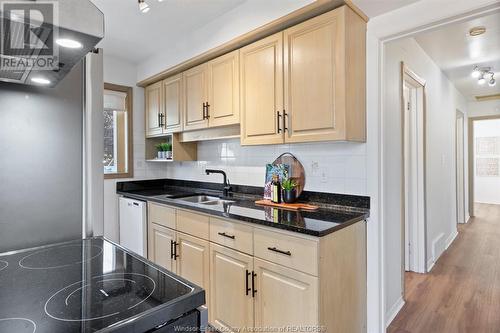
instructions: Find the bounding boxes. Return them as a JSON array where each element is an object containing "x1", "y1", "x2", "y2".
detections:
[
  {"x1": 456, "y1": 110, "x2": 466, "y2": 224},
  {"x1": 469, "y1": 116, "x2": 500, "y2": 215},
  {"x1": 401, "y1": 63, "x2": 427, "y2": 281}
]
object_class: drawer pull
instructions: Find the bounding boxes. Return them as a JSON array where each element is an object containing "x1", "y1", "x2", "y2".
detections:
[
  {"x1": 173, "y1": 241, "x2": 180, "y2": 260},
  {"x1": 252, "y1": 271, "x2": 257, "y2": 297},
  {"x1": 170, "y1": 240, "x2": 175, "y2": 259},
  {"x1": 267, "y1": 247, "x2": 292, "y2": 256},
  {"x1": 245, "y1": 270, "x2": 251, "y2": 296},
  {"x1": 218, "y1": 232, "x2": 235, "y2": 240}
]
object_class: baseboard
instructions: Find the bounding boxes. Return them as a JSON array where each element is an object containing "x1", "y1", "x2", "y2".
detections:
[
  {"x1": 385, "y1": 296, "x2": 405, "y2": 328},
  {"x1": 445, "y1": 230, "x2": 458, "y2": 249},
  {"x1": 427, "y1": 258, "x2": 435, "y2": 272},
  {"x1": 465, "y1": 215, "x2": 471, "y2": 223}
]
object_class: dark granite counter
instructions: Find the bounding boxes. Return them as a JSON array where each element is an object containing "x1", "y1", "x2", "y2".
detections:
[{"x1": 117, "y1": 179, "x2": 370, "y2": 237}]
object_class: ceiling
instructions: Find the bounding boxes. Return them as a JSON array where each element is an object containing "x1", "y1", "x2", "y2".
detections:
[
  {"x1": 90, "y1": 0, "x2": 246, "y2": 61},
  {"x1": 415, "y1": 11, "x2": 500, "y2": 101},
  {"x1": 90, "y1": 0, "x2": 420, "y2": 65}
]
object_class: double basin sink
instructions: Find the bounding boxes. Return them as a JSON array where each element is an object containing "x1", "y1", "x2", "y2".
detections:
[{"x1": 152, "y1": 194, "x2": 235, "y2": 210}]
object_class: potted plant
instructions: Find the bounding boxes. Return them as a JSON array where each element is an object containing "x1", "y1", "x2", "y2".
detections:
[
  {"x1": 163, "y1": 143, "x2": 173, "y2": 159},
  {"x1": 155, "y1": 143, "x2": 165, "y2": 159},
  {"x1": 282, "y1": 178, "x2": 298, "y2": 203}
]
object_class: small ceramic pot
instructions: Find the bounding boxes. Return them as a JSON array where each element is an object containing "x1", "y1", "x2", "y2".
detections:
[
  {"x1": 165, "y1": 151, "x2": 173, "y2": 159},
  {"x1": 158, "y1": 151, "x2": 165, "y2": 159},
  {"x1": 282, "y1": 189, "x2": 297, "y2": 204}
]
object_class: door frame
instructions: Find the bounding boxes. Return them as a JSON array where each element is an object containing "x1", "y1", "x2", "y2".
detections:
[
  {"x1": 455, "y1": 110, "x2": 466, "y2": 224},
  {"x1": 400, "y1": 63, "x2": 427, "y2": 289},
  {"x1": 468, "y1": 114, "x2": 500, "y2": 216}
]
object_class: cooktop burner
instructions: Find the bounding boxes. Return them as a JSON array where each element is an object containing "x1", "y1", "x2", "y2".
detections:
[
  {"x1": 45, "y1": 273, "x2": 156, "y2": 322},
  {"x1": 0, "y1": 260, "x2": 7, "y2": 272},
  {"x1": 0, "y1": 237, "x2": 204, "y2": 333},
  {"x1": 0, "y1": 318, "x2": 36, "y2": 333},
  {"x1": 19, "y1": 244, "x2": 103, "y2": 270}
]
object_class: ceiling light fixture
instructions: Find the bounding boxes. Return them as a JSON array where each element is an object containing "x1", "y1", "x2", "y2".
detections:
[
  {"x1": 472, "y1": 66, "x2": 496, "y2": 86},
  {"x1": 471, "y1": 66, "x2": 481, "y2": 78},
  {"x1": 478, "y1": 75, "x2": 486, "y2": 85},
  {"x1": 138, "y1": 0, "x2": 150, "y2": 13},
  {"x1": 31, "y1": 77, "x2": 51, "y2": 85},
  {"x1": 56, "y1": 38, "x2": 82, "y2": 49},
  {"x1": 469, "y1": 26, "x2": 486, "y2": 37}
]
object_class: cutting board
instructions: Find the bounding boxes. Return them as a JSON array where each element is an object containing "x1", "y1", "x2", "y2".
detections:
[{"x1": 255, "y1": 200, "x2": 319, "y2": 211}]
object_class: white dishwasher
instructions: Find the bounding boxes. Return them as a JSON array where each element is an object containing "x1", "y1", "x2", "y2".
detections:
[{"x1": 119, "y1": 197, "x2": 147, "y2": 257}]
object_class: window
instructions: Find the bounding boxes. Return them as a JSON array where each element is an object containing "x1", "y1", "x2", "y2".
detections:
[{"x1": 103, "y1": 83, "x2": 133, "y2": 179}]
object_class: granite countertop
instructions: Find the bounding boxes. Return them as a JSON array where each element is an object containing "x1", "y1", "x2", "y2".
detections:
[{"x1": 117, "y1": 179, "x2": 370, "y2": 237}]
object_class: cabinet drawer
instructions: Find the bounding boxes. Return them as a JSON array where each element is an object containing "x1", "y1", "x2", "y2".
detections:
[
  {"x1": 148, "y1": 202, "x2": 176, "y2": 229},
  {"x1": 253, "y1": 228, "x2": 318, "y2": 276},
  {"x1": 177, "y1": 210, "x2": 210, "y2": 240},
  {"x1": 209, "y1": 217, "x2": 253, "y2": 255}
]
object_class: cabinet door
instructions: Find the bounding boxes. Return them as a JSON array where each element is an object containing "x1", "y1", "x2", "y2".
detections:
[
  {"x1": 284, "y1": 9, "x2": 344, "y2": 143},
  {"x1": 253, "y1": 258, "x2": 318, "y2": 330},
  {"x1": 176, "y1": 232, "x2": 210, "y2": 309},
  {"x1": 145, "y1": 82, "x2": 164, "y2": 137},
  {"x1": 240, "y1": 32, "x2": 284, "y2": 145},
  {"x1": 207, "y1": 50, "x2": 240, "y2": 127},
  {"x1": 209, "y1": 243, "x2": 254, "y2": 332},
  {"x1": 162, "y1": 74, "x2": 183, "y2": 133},
  {"x1": 148, "y1": 223, "x2": 176, "y2": 273},
  {"x1": 183, "y1": 63, "x2": 208, "y2": 131}
]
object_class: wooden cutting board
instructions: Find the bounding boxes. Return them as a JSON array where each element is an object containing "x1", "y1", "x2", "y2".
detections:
[{"x1": 255, "y1": 200, "x2": 319, "y2": 211}]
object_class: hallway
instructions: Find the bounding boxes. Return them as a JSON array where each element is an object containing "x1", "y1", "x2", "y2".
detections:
[{"x1": 388, "y1": 204, "x2": 500, "y2": 333}]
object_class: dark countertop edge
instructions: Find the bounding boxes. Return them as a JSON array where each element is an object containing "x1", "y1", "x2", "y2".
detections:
[
  {"x1": 97, "y1": 236, "x2": 206, "y2": 333},
  {"x1": 117, "y1": 191, "x2": 369, "y2": 237}
]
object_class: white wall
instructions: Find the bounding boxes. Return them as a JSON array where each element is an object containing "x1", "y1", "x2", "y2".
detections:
[
  {"x1": 383, "y1": 37, "x2": 468, "y2": 321},
  {"x1": 474, "y1": 119, "x2": 500, "y2": 205},
  {"x1": 137, "y1": 0, "x2": 314, "y2": 81}
]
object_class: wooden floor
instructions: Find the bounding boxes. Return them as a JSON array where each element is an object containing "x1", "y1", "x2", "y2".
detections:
[{"x1": 388, "y1": 203, "x2": 500, "y2": 333}]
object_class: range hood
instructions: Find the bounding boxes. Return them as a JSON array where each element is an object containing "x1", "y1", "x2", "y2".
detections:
[{"x1": 0, "y1": 0, "x2": 104, "y2": 87}]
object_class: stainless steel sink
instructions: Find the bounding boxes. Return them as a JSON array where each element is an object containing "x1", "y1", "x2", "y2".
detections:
[
  {"x1": 177, "y1": 195, "x2": 220, "y2": 203},
  {"x1": 175, "y1": 195, "x2": 235, "y2": 207}
]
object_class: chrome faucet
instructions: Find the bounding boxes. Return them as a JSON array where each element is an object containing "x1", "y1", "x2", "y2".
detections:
[{"x1": 205, "y1": 169, "x2": 232, "y2": 197}]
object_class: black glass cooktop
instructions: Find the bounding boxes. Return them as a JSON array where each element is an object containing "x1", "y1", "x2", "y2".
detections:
[{"x1": 0, "y1": 237, "x2": 204, "y2": 333}]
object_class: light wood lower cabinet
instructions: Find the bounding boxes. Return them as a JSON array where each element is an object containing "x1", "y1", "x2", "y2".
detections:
[
  {"x1": 148, "y1": 223, "x2": 176, "y2": 272},
  {"x1": 253, "y1": 258, "x2": 318, "y2": 330},
  {"x1": 209, "y1": 243, "x2": 254, "y2": 332},
  {"x1": 147, "y1": 204, "x2": 366, "y2": 333},
  {"x1": 176, "y1": 232, "x2": 210, "y2": 291}
]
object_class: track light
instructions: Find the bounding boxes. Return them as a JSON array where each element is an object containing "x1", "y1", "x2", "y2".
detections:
[
  {"x1": 478, "y1": 75, "x2": 486, "y2": 85},
  {"x1": 138, "y1": 0, "x2": 150, "y2": 13},
  {"x1": 471, "y1": 66, "x2": 481, "y2": 78}
]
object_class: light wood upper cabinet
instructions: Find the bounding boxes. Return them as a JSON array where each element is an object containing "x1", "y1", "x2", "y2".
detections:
[
  {"x1": 145, "y1": 81, "x2": 163, "y2": 137},
  {"x1": 207, "y1": 50, "x2": 240, "y2": 127},
  {"x1": 240, "y1": 32, "x2": 284, "y2": 145},
  {"x1": 162, "y1": 74, "x2": 183, "y2": 133},
  {"x1": 284, "y1": 6, "x2": 365, "y2": 143},
  {"x1": 210, "y1": 243, "x2": 254, "y2": 332},
  {"x1": 253, "y1": 258, "x2": 318, "y2": 330},
  {"x1": 183, "y1": 63, "x2": 209, "y2": 131},
  {"x1": 148, "y1": 222, "x2": 176, "y2": 272}
]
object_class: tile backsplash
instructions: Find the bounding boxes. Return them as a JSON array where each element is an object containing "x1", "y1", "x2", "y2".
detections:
[{"x1": 135, "y1": 138, "x2": 367, "y2": 196}]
